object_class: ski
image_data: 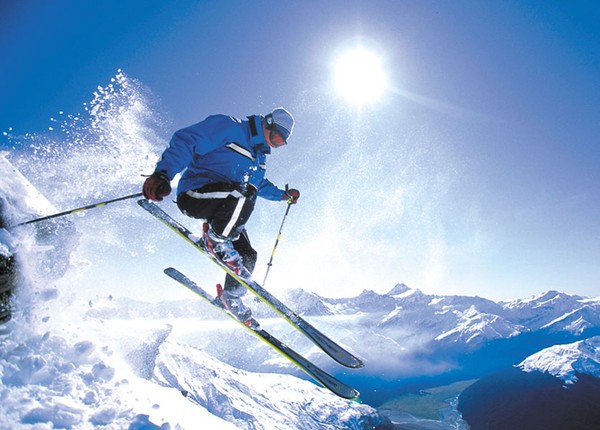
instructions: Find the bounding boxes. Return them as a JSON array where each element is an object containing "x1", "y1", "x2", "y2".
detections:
[
  {"x1": 164, "y1": 267, "x2": 360, "y2": 400},
  {"x1": 138, "y1": 199, "x2": 364, "y2": 369}
]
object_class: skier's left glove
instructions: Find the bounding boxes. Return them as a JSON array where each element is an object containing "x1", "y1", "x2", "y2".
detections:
[
  {"x1": 283, "y1": 188, "x2": 300, "y2": 204},
  {"x1": 143, "y1": 172, "x2": 171, "y2": 202}
]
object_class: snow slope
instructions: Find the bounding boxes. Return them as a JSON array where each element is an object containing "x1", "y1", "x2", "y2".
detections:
[
  {"x1": 0, "y1": 327, "x2": 238, "y2": 429},
  {"x1": 0, "y1": 318, "x2": 385, "y2": 429},
  {"x1": 518, "y1": 336, "x2": 600, "y2": 384}
]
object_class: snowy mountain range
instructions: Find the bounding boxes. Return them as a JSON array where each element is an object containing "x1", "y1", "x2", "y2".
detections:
[
  {"x1": 285, "y1": 282, "x2": 600, "y2": 339},
  {"x1": 275, "y1": 283, "x2": 600, "y2": 380},
  {"x1": 88, "y1": 283, "x2": 600, "y2": 362},
  {"x1": 77, "y1": 277, "x2": 600, "y2": 428}
]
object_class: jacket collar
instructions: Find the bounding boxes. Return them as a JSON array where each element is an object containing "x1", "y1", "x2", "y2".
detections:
[{"x1": 248, "y1": 115, "x2": 271, "y2": 154}]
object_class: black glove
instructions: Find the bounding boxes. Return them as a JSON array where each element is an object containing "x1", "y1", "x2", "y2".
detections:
[
  {"x1": 143, "y1": 172, "x2": 171, "y2": 201},
  {"x1": 282, "y1": 188, "x2": 300, "y2": 204}
]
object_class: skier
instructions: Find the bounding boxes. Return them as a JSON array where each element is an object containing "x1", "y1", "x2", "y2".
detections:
[{"x1": 142, "y1": 107, "x2": 300, "y2": 324}]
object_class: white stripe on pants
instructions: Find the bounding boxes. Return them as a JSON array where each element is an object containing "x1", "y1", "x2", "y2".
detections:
[{"x1": 222, "y1": 195, "x2": 246, "y2": 238}]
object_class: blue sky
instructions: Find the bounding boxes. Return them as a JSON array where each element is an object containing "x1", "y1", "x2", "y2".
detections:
[{"x1": 1, "y1": 0, "x2": 599, "y2": 301}]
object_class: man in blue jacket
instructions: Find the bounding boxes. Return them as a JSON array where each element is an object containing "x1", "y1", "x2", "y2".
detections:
[{"x1": 143, "y1": 107, "x2": 300, "y2": 325}]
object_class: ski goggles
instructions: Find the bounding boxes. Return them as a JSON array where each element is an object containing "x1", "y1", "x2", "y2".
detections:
[{"x1": 265, "y1": 114, "x2": 289, "y2": 145}]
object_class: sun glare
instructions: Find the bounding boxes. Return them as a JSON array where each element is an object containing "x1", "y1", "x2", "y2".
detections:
[{"x1": 334, "y1": 47, "x2": 388, "y2": 106}]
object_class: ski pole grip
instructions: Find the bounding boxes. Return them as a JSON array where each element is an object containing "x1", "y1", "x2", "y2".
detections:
[{"x1": 283, "y1": 184, "x2": 294, "y2": 205}]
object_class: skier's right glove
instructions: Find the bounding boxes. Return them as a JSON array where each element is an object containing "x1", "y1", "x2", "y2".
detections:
[{"x1": 143, "y1": 172, "x2": 171, "y2": 202}]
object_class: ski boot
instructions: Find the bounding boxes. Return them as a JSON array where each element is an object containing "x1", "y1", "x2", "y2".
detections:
[
  {"x1": 201, "y1": 223, "x2": 244, "y2": 275},
  {"x1": 215, "y1": 284, "x2": 259, "y2": 329}
]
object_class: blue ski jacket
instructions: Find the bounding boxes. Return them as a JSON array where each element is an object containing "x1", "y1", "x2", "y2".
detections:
[{"x1": 154, "y1": 114, "x2": 286, "y2": 201}]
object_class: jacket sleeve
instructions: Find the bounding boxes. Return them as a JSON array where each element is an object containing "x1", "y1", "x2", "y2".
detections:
[
  {"x1": 154, "y1": 115, "x2": 237, "y2": 180},
  {"x1": 255, "y1": 178, "x2": 286, "y2": 201}
]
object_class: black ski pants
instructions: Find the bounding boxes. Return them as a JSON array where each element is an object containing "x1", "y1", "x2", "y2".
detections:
[{"x1": 177, "y1": 182, "x2": 258, "y2": 293}]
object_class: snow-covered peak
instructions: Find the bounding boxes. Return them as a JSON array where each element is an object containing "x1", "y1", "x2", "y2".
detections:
[
  {"x1": 344, "y1": 289, "x2": 398, "y2": 314},
  {"x1": 428, "y1": 294, "x2": 502, "y2": 315},
  {"x1": 518, "y1": 336, "x2": 600, "y2": 384},
  {"x1": 435, "y1": 306, "x2": 525, "y2": 346},
  {"x1": 539, "y1": 304, "x2": 600, "y2": 335},
  {"x1": 504, "y1": 290, "x2": 583, "y2": 309},
  {"x1": 502, "y1": 289, "x2": 593, "y2": 331},
  {"x1": 387, "y1": 283, "x2": 411, "y2": 296},
  {"x1": 280, "y1": 288, "x2": 335, "y2": 316}
]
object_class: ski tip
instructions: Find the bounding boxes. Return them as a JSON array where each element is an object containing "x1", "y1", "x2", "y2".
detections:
[
  {"x1": 350, "y1": 359, "x2": 365, "y2": 369},
  {"x1": 332, "y1": 385, "x2": 360, "y2": 401},
  {"x1": 332, "y1": 353, "x2": 365, "y2": 369}
]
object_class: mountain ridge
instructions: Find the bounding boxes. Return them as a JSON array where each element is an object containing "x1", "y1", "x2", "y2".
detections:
[{"x1": 458, "y1": 337, "x2": 600, "y2": 429}]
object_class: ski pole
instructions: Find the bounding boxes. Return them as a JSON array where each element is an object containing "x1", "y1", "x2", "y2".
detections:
[
  {"x1": 262, "y1": 199, "x2": 293, "y2": 286},
  {"x1": 12, "y1": 192, "x2": 143, "y2": 227}
]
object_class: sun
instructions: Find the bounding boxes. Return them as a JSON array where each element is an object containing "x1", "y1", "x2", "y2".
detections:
[{"x1": 333, "y1": 47, "x2": 388, "y2": 106}]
